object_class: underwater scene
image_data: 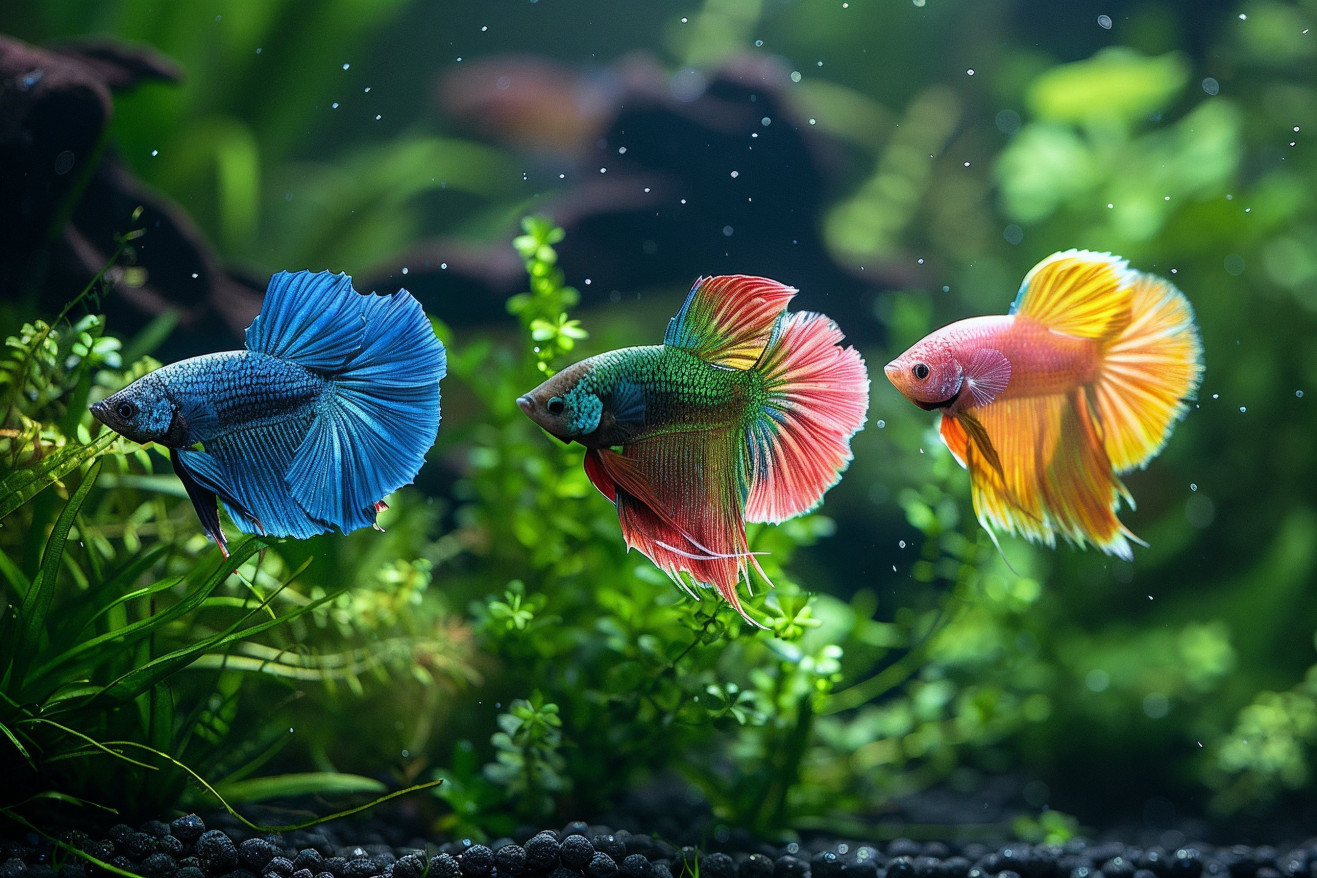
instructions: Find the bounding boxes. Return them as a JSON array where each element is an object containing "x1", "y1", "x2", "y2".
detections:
[{"x1": 3, "y1": 0, "x2": 1317, "y2": 873}]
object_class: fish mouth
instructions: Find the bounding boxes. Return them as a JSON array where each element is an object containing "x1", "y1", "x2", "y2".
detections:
[
  {"x1": 89, "y1": 399, "x2": 111, "y2": 426},
  {"x1": 516, "y1": 394, "x2": 534, "y2": 416},
  {"x1": 883, "y1": 361, "x2": 900, "y2": 382}
]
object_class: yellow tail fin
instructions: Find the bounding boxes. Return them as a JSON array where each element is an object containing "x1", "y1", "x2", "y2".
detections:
[{"x1": 1092, "y1": 271, "x2": 1204, "y2": 473}]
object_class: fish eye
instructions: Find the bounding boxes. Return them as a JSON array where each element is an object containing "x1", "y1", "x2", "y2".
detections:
[
  {"x1": 116, "y1": 401, "x2": 138, "y2": 419},
  {"x1": 912, "y1": 363, "x2": 931, "y2": 381},
  {"x1": 547, "y1": 397, "x2": 565, "y2": 415}
]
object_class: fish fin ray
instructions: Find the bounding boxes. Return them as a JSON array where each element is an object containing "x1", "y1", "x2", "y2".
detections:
[
  {"x1": 1092, "y1": 272, "x2": 1203, "y2": 472},
  {"x1": 958, "y1": 411, "x2": 1005, "y2": 481},
  {"x1": 245, "y1": 271, "x2": 366, "y2": 369},
  {"x1": 1010, "y1": 251, "x2": 1133, "y2": 341},
  {"x1": 288, "y1": 284, "x2": 446, "y2": 529},
  {"x1": 964, "y1": 348, "x2": 1012, "y2": 408},
  {"x1": 583, "y1": 448, "x2": 618, "y2": 502},
  {"x1": 184, "y1": 416, "x2": 330, "y2": 540},
  {"x1": 964, "y1": 393, "x2": 1137, "y2": 559},
  {"x1": 743, "y1": 311, "x2": 869, "y2": 524},
  {"x1": 592, "y1": 436, "x2": 763, "y2": 623},
  {"x1": 663, "y1": 275, "x2": 796, "y2": 369}
]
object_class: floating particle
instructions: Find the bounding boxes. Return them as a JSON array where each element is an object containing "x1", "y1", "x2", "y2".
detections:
[
  {"x1": 876, "y1": 419, "x2": 886, "y2": 428},
  {"x1": 342, "y1": 63, "x2": 350, "y2": 70},
  {"x1": 730, "y1": 170, "x2": 739, "y2": 178},
  {"x1": 332, "y1": 102, "x2": 339, "y2": 109},
  {"x1": 1202, "y1": 77, "x2": 1220, "y2": 95},
  {"x1": 722, "y1": 225, "x2": 734, "y2": 236},
  {"x1": 791, "y1": 70, "x2": 802, "y2": 82},
  {"x1": 1098, "y1": 14, "x2": 1112, "y2": 28}
]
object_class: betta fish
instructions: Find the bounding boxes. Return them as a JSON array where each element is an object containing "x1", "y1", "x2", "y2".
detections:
[
  {"x1": 517, "y1": 275, "x2": 869, "y2": 625},
  {"x1": 885, "y1": 250, "x2": 1203, "y2": 559},
  {"x1": 91, "y1": 270, "x2": 446, "y2": 556}
]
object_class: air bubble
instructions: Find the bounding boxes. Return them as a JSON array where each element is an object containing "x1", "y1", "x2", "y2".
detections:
[
  {"x1": 1098, "y1": 14, "x2": 1112, "y2": 28},
  {"x1": 1202, "y1": 77, "x2": 1220, "y2": 96}
]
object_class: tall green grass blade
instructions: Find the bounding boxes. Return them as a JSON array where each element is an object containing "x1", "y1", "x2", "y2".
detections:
[
  {"x1": 216, "y1": 772, "x2": 386, "y2": 803},
  {"x1": 0, "y1": 432, "x2": 114, "y2": 522},
  {"x1": 11, "y1": 459, "x2": 102, "y2": 687}
]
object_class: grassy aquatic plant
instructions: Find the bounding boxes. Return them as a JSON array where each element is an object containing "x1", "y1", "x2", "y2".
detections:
[{"x1": 0, "y1": 287, "x2": 454, "y2": 827}]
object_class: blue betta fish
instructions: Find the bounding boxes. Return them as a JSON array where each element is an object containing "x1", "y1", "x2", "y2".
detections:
[{"x1": 91, "y1": 270, "x2": 446, "y2": 556}]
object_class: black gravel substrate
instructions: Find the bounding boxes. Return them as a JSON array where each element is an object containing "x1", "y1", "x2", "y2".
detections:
[{"x1": 1, "y1": 815, "x2": 1314, "y2": 878}]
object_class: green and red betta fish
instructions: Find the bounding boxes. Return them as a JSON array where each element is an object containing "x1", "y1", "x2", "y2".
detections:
[
  {"x1": 91, "y1": 270, "x2": 446, "y2": 556},
  {"x1": 518, "y1": 275, "x2": 869, "y2": 625}
]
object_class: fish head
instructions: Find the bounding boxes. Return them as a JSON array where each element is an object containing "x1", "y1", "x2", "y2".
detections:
[
  {"x1": 516, "y1": 360, "x2": 603, "y2": 443},
  {"x1": 884, "y1": 335, "x2": 964, "y2": 411},
  {"x1": 90, "y1": 376, "x2": 182, "y2": 445}
]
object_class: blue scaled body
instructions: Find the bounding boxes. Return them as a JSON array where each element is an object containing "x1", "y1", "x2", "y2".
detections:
[{"x1": 91, "y1": 270, "x2": 446, "y2": 555}]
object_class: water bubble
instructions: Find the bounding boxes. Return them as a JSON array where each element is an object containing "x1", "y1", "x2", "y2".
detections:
[
  {"x1": 912, "y1": 0, "x2": 925, "y2": 7},
  {"x1": 995, "y1": 108, "x2": 1022, "y2": 134},
  {"x1": 730, "y1": 170, "x2": 740, "y2": 178},
  {"x1": 1297, "y1": 390, "x2": 1305, "y2": 398},
  {"x1": 1202, "y1": 77, "x2": 1220, "y2": 96},
  {"x1": 191, "y1": 273, "x2": 199, "y2": 279},
  {"x1": 791, "y1": 70, "x2": 802, "y2": 83},
  {"x1": 599, "y1": 167, "x2": 607, "y2": 174},
  {"x1": 342, "y1": 63, "x2": 350, "y2": 70},
  {"x1": 722, "y1": 225, "x2": 734, "y2": 237},
  {"x1": 1190, "y1": 483, "x2": 1197, "y2": 491},
  {"x1": 375, "y1": 114, "x2": 382, "y2": 121},
  {"x1": 1143, "y1": 693, "x2": 1170, "y2": 719},
  {"x1": 364, "y1": 86, "x2": 371, "y2": 93},
  {"x1": 898, "y1": 539, "x2": 906, "y2": 549},
  {"x1": 808, "y1": 118, "x2": 817, "y2": 125},
  {"x1": 1224, "y1": 253, "x2": 1245, "y2": 275},
  {"x1": 761, "y1": 116, "x2": 772, "y2": 126},
  {"x1": 53, "y1": 150, "x2": 74, "y2": 175},
  {"x1": 876, "y1": 419, "x2": 886, "y2": 428},
  {"x1": 754, "y1": 39, "x2": 763, "y2": 47},
  {"x1": 1239, "y1": 406, "x2": 1247, "y2": 413},
  {"x1": 402, "y1": 267, "x2": 409, "y2": 275},
  {"x1": 1086, "y1": 669, "x2": 1110, "y2": 692},
  {"x1": 966, "y1": 68, "x2": 975, "y2": 76},
  {"x1": 151, "y1": 149, "x2": 159, "y2": 157},
  {"x1": 331, "y1": 102, "x2": 339, "y2": 109},
  {"x1": 1003, "y1": 224, "x2": 1024, "y2": 245},
  {"x1": 1097, "y1": 14, "x2": 1112, "y2": 28}
]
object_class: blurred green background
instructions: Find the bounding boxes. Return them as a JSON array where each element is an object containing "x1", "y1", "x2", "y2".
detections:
[{"x1": 2, "y1": 0, "x2": 1316, "y2": 842}]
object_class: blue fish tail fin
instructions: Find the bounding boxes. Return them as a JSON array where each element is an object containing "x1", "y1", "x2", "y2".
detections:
[{"x1": 286, "y1": 284, "x2": 447, "y2": 529}]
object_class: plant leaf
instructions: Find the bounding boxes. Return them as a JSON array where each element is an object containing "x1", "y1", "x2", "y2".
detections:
[{"x1": 0, "y1": 432, "x2": 115, "y2": 522}]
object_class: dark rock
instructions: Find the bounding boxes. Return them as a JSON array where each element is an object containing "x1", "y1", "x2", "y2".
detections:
[
  {"x1": 588, "y1": 854, "x2": 620, "y2": 878},
  {"x1": 741, "y1": 855, "x2": 774, "y2": 878},
  {"x1": 393, "y1": 854, "x2": 426, "y2": 878},
  {"x1": 0, "y1": 858, "x2": 27, "y2": 878},
  {"x1": 293, "y1": 852, "x2": 326, "y2": 873},
  {"x1": 172, "y1": 817, "x2": 207, "y2": 844},
  {"x1": 622, "y1": 854, "x2": 653, "y2": 878},
  {"x1": 428, "y1": 854, "x2": 461, "y2": 878},
  {"x1": 812, "y1": 852, "x2": 843, "y2": 878},
  {"x1": 266, "y1": 857, "x2": 296, "y2": 878},
  {"x1": 197, "y1": 830, "x2": 240, "y2": 874},
  {"x1": 495, "y1": 845, "x2": 528, "y2": 875},
  {"x1": 240, "y1": 840, "x2": 279, "y2": 872},
  {"x1": 775, "y1": 856, "x2": 808, "y2": 878},
  {"x1": 459, "y1": 846, "x2": 494, "y2": 877},
  {"x1": 594, "y1": 838, "x2": 627, "y2": 865},
  {"x1": 141, "y1": 854, "x2": 180, "y2": 878},
  {"x1": 562, "y1": 836, "x2": 596, "y2": 870},
  {"x1": 527, "y1": 835, "x2": 562, "y2": 871}
]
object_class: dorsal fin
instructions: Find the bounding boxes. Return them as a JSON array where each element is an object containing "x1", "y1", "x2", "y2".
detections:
[
  {"x1": 245, "y1": 271, "x2": 366, "y2": 370},
  {"x1": 663, "y1": 275, "x2": 796, "y2": 369},
  {"x1": 1010, "y1": 251, "x2": 1133, "y2": 341}
]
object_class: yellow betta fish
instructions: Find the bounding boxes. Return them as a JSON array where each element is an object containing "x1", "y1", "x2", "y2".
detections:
[{"x1": 885, "y1": 250, "x2": 1203, "y2": 559}]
